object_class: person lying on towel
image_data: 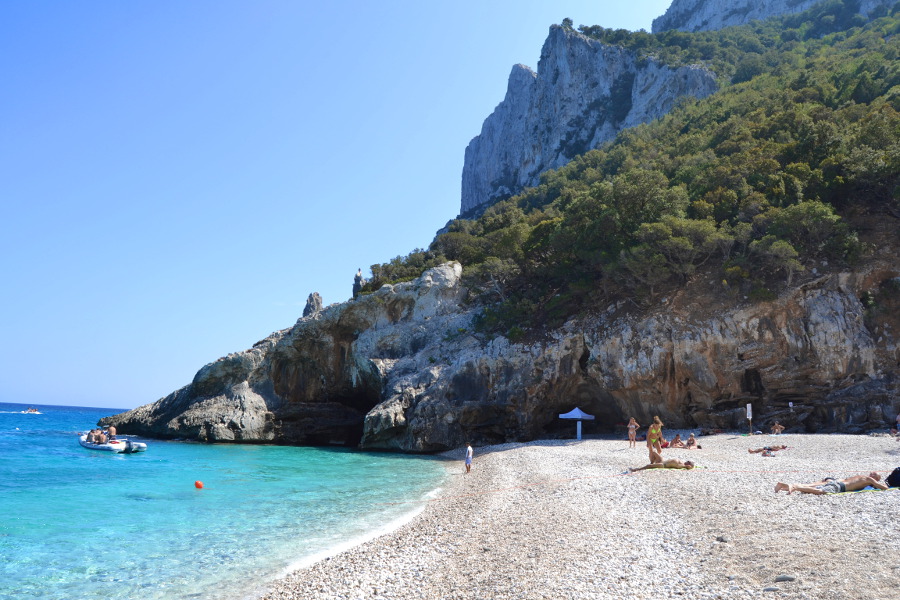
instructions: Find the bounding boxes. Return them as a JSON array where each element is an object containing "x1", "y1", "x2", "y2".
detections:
[
  {"x1": 774, "y1": 472, "x2": 887, "y2": 495},
  {"x1": 629, "y1": 447, "x2": 694, "y2": 471}
]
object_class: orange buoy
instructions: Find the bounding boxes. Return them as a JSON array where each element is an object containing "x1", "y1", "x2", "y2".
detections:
[{"x1": 194, "y1": 481, "x2": 204, "y2": 489}]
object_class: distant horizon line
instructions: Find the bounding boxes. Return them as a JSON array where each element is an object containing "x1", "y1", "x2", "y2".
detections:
[{"x1": 0, "y1": 400, "x2": 130, "y2": 413}]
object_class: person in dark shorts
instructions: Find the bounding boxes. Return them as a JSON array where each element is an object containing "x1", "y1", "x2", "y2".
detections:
[
  {"x1": 774, "y1": 472, "x2": 887, "y2": 494},
  {"x1": 749, "y1": 444, "x2": 787, "y2": 456}
]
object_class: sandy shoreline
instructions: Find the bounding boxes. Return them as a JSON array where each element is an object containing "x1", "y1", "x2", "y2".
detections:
[{"x1": 260, "y1": 432, "x2": 900, "y2": 600}]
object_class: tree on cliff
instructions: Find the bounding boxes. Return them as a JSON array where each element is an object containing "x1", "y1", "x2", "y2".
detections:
[{"x1": 367, "y1": 5, "x2": 898, "y2": 336}]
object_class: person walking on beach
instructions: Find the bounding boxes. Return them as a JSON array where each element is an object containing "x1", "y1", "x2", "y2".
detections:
[
  {"x1": 627, "y1": 417, "x2": 640, "y2": 448},
  {"x1": 774, "y1": 472, "x2": 887, "y2": 494},
  {"x1": 647, "y1": 416, "x2": 664, "y2": 454},
  {"x1": 464, "y1": 444, "x2": 473, "y2": 474}
]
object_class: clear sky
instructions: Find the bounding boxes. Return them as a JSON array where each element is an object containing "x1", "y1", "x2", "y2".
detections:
[{"x1": 1, "y1": 0, "x2": 673, "y2": 410}]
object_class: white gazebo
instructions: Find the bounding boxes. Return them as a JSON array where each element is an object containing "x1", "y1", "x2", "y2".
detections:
[{"x1": 559, "y1": 407, "x2": 595, "y2": 440}]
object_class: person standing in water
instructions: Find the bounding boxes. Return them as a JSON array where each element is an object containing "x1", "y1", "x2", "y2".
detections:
[
  {"x1": 627, "y1": 417, "x2": 640, "y2": 448},
  {"x1": 647, "y1": 416, "x2": 664, "y2": 454},
  {"x1": 465, "y1": 444, "x2": 473, "y2": 474}
]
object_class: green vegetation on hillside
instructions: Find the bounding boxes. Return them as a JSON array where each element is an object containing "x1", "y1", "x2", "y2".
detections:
[{"x1": 364, "y1": 1, "x2": 900, "y2": 338}]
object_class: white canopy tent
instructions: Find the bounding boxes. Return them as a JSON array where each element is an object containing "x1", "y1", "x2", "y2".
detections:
[{"x1": 559, "y1": 407, "x2": 595, "y2": 440}]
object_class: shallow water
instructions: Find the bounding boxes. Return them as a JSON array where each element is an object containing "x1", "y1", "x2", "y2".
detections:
[{"x1": 0, "y1": 402, "x2": 448, "y2": 600}]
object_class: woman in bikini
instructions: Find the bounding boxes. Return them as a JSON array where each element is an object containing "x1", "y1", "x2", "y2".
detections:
[
  {"x1": 647, "y1": 416, "x2": 664, "y2": 454},
  {"x1": 627, "y1": 417, "x2": 640, "y2": 448}
]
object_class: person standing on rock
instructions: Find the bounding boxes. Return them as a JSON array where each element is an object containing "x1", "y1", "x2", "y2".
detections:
[
  {"x1": 465, "y1": 444, "x2": 473, "y2": 474},
  {"x1": 627, "y1": 417, "x2": 640, "y2": 448},
  {"x1": 647, "y1": 416, "x2": 664, "y2": 454},
  {"x1": 352, "y1": 268, "x2": 364, "y2": 299}
]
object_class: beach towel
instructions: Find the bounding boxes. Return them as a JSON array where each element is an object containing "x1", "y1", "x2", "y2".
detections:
[{"x1": 834, "y1": 486, "x2": 899, "y2": 495}]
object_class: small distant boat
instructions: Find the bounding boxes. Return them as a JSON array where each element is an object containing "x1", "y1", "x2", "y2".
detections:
[
  {"x1": 78, "y1": 434, "x2": 147, "y2": 454},
  {"x1": 22, "y1": 407, "x2": 41, "y2": 414}
]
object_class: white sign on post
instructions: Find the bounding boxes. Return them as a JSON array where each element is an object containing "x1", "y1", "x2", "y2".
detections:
[{"x1": 746, "y1": 403, "x2": 753, "y2": 420}]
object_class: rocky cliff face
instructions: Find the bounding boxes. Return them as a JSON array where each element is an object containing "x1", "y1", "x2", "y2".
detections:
[
  {"x1": 103, "y1": 259, "x2": 900, "y2": 451},
  {"x1": 459, "y1": 25, "x2": 718, "y2": 215},
  {"x1": 651, "y1": 0, "x2": 891, "y2": 33},
  {"x1": 103, "y1": 264, "x2": 471, "y2": 446}
]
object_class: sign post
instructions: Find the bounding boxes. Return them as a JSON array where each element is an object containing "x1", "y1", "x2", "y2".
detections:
[{"x1": 746, "y1": 403, "x2": 753, "y2": 435}]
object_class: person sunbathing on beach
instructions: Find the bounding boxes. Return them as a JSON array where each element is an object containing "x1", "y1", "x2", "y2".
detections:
[
  {"x1": 771, "y1": 421, "x2": 785, "y2": 434},
  {"x1": 669, "y1": 434, "x2": 685, "y2": 448},
  {"x1": 749, "y1": 444, "x2": 787, "y2": 456},
  {"x1": 684, "y1": 433, "x2": 701, "y2": 449},
  {"x1": 630, "y1": 458, "x2": 695, "y2": 471},
  {"x1": 774, "y1": 472, "x2": 887, "y2": 495},
  {"x1": 629, "y1": 447, "x2": 694, "y2": 471}
]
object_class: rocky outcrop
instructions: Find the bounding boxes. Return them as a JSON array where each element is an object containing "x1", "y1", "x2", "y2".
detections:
[
  {"x1": 459, "y1": 25, "x2": 718, "y2": 215},
  {"x1": 303, "y1": 292, "x2": 322, "y2": 317},
  {"x1": 102, "y1": 263, "x2": 472, "y2": 446},
  {"x1": 651, "y1": 0, "x2": 892, "y2": 33},
  {"x1": 103, "y1": 260, "x2": 900, "y2": 451}
]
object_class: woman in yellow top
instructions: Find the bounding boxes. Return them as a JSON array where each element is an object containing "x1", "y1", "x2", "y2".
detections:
[{"x1": 647, "y1": 416, "x2": 664, "y2": 453}]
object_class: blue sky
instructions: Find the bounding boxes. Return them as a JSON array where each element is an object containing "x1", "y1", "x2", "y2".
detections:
[{"x1": 1, "y1": 0, "x2": 672, "y2": 410}]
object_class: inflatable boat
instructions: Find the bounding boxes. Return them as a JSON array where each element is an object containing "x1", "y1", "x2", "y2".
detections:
[{"x1": 78, "y1": 434, "x2": 147, "y2": 453}]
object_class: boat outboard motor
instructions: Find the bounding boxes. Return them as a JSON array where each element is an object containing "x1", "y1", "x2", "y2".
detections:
[{"x1": 124, "y1": 439, "x2": 134, "y2": 453}]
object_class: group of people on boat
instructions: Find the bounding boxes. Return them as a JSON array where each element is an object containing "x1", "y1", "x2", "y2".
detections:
[{"x1": 84, "y1": 426, "x2": 117, "y2": 444}]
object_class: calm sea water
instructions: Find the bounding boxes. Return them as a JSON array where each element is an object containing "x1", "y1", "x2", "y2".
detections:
[{"x1": 0, "y1": 402, "x2": 449, "y2": 600}]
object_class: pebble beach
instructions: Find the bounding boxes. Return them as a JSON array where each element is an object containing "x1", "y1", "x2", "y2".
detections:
[{"x1": 261, "y1": 432, "x2": 900, "y2": 600}]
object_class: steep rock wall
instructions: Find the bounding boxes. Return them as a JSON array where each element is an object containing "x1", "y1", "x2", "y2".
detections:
[
  {"x1": 103, "y1": 263, "x2": 471, "y2": 445},
  {"x1": 651, "y1": 0, "x2": 891, "y2": 33},
  {"x1": 459, "y1": 25, "x2": 718, "y2": 215},
  {"x1": 103, "y1": 262, "x2": 900, "y2": 452}
]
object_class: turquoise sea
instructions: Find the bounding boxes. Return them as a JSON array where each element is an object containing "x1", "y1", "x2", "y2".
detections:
[{"x1": 0, "y1": 402, "x2": 449, "y2": 600}]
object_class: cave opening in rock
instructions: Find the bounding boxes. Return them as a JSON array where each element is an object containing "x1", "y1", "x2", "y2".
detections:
[
  {"x1": 543, "y1": 383, "x2": 624, "y2": 437},
  {"x1": 742, "y1": 368, "x2": 765, "y2": 396},
  {"x1": 578, "y1": 347, "x2": 590, "y2": 374}
]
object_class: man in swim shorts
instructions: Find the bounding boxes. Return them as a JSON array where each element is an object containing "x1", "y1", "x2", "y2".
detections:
[
  {"x1": 464, "y1": 444, "x2": 473, "y2": 474},
  {"x1": 749, "y1": 444, "x2": 787, "y2": 456},
  {"x1": 774, "y1": 472, "x2": 887, "y2": 494}
]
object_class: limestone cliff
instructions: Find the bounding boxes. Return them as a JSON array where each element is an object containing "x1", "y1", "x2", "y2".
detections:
[
  {"x1": 103, "y1": 258, "x2": 900, "y2": 451},
  {"x1": 459, "y1": 25, "x2": 718, "y2": 215},
  {"x1": 651, "y1": 0, "x2": 892, "y2": 33}
]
